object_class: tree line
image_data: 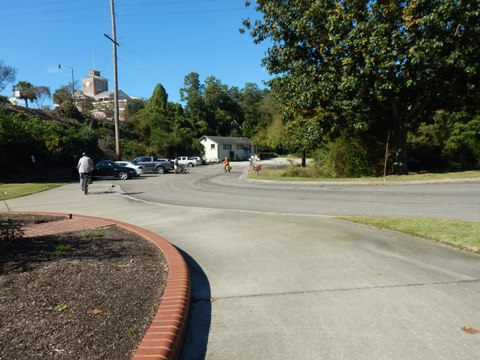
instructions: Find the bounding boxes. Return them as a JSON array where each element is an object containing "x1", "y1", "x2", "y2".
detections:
[
  {"x1": 1, "y1": 0, "x2": 479, "y2": 177},
  {"x1": 0, "y1": 70, "x2": 276, "y2": 170},
  {"x1": 119, "y1": 72, "x2": 275, "y2": 159}
]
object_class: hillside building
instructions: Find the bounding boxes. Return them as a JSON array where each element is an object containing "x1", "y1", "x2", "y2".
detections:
[{"x1": 75, "y1": 69, "x2": 136, "y2": 121}]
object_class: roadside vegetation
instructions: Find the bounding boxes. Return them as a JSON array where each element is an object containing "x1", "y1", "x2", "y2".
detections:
[
  {"x1": 0, "y1": 183, "x2": 64, "y2": 201},
  {"x1": 340, "y1": 217, "x2": 480, "y2": 254},
  {"x1": 247, "y1": 166, "x2": 480, "y2": 182},
  {"x1": 1, "y1": 1, "x2": 479, "y2": 181}
]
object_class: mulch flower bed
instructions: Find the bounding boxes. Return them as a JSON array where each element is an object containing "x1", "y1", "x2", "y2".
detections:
[{"x1": 0, "y1": 214, "x2": 168, "y2": 359}]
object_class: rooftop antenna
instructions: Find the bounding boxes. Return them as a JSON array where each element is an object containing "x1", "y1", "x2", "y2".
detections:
[{"x1": 93, "y1": 52, "x2": 95, "y2": 69}]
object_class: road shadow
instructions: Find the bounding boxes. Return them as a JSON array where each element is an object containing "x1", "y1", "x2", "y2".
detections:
[
  {"x1": 178, "y1": 249, "x2": 211, "y2": 360},
  {"x1": 120, "y1": 191, "x2": 145, "y2": 196}
]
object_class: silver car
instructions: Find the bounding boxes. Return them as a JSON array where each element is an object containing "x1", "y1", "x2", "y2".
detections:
[{"x1": 115, "y1": 161, "x2": 144, "y2": 176}]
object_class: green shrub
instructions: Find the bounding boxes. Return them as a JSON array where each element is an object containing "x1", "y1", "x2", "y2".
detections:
[
  {"x1": 407, "y1": 122, "x2": 447, "y2": 171},
  {"x1": 0, "y1": 219, "x2": 24, "y2": 242},
  {"x1": 443, "y1": 113, "x2": 480, "y2": 170},
  {"x1": 314, "y1": 136, "x2": 373, "y2": 177}
]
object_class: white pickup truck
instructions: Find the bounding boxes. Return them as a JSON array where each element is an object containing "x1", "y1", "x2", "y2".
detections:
[{"x1": 176, "y1": 156, "x2": 198, "y2": 167}]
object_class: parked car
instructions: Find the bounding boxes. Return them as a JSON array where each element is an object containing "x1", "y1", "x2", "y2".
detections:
[
  {"x1": 132, "y1": 156, "x2": 172, "y2": 174},
  {"x1": 189, "y1": 156, "x2": 203, "y2": 165},
  {"x1": 115, "y1": 161, "x2": 144, "y2": 176},
  {"x1": 92, "y1": 160, "x2": 137, "y2": 180},
  {"x1": 176, "y1": 156, "x2": 197, "y2": 167}
]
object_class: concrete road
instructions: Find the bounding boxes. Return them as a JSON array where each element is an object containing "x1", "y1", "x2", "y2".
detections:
[
  {"x1": 2, "y1": 164, "x2": 480, "y2": 360},
  {"x1": 120, "y1": 162, "x2": 480, "y2": 220}
]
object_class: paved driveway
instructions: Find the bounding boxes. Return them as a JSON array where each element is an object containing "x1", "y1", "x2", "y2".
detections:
[
  {"x1": 2, "y1": 164, "x2": 480, "y2": 360},
  {"x1": 120, "y1": 163, "x2": 480, "y2": 220}
]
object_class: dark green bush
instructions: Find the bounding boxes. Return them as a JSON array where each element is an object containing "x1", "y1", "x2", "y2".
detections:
[
  {"x1": 443, "y1": 113, "x2": 480, "y2": 170},
  {"x1": 0, "y1": 219, "x2": 24, "y2": 242},
  {"x1": 314, "y1": 136, "x2": 374, "y2": 178},
  {"x1": 407, "y1": 110, "x2": 480, "y2": 171}
]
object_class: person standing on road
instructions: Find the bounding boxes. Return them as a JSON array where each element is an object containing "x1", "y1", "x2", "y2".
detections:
[
  {"x1": 173, "y1": 158, "x2": 179, "y2": 174},
  {"x1": 223, "y1": 157, "x2": 231, "y2": 173},
  {"x1": 77, "y1": 152, "x2": 94, "y2": 188}
]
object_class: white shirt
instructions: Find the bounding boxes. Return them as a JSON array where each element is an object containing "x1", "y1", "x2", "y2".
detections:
[{"x1": 78, "y1": 156, "x2": 94, "y2": 173}]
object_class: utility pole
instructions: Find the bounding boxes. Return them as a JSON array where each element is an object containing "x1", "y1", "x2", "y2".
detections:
[{"x1": 108, "y1": 0, "x2": 121, "y2": 160}]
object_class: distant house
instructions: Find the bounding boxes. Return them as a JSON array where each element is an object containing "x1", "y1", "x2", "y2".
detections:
[{"x1": 200, "y1": 136, "x2": 257, "y2": 163}]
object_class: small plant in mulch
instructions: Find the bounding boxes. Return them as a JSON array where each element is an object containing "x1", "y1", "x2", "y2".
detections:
[
  {"x1": 89, "y1": 230, "x2": 105, "y2": 244},
  {"x1": 52, "y1": 243, "x2": 71, "y2": 254},
  {"x1": 126, "y1": 327, "x2": 138, "y2": 336},
  {"x1": 46, "y1": 304, "x2": 69, "y2": 312},
  {"x1": 92, "y1": 230, "x2": 105, "y2": 238},
  {"x1": 0, "y1": 214, "x2": 69, "y2": 248},
  {"x1": 0, "y1": 219, "x2": 24, "y2": 242}
]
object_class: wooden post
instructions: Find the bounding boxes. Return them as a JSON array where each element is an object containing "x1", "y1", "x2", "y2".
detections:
[{"x1": 383, "y1": 131, "x2": 390, "y2": 181}]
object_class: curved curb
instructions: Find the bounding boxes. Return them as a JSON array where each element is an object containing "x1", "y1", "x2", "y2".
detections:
[
  {"x1": 241, "y1": 166, "x2": 480, "y2": 186},
  {"x1": 1, "y1": 211, "x2": 190, "y2": 360},
  {"x1": 115, "y1": 220, "x2": 190, "y2": 360}
]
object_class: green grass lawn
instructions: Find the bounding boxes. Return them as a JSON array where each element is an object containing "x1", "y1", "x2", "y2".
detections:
[
  {"x1": 248, "y1": 168, "x2": 480, "y2": 182},
  {"x1": 247, "y1": 166, "x2": 480, "y2": 253},
  {"x1": 340, "y1": 216, "x2": 480, "y2": 253},
  {"x1": 0, "y1": 183, "x2": 65, "y2": 201}
]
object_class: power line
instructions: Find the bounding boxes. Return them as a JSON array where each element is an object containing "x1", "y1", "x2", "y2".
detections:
[
  {"x1": 0, "y1": 6, "x2": 107, "y2": 19},
  {"x1": 1, "y1": 0, "x2": 80, "y2": 11},
  {"x1": 1, "y1": 7, "x2": 246, "y2": 27},
  {"x1": 116, "y1": 0, "x2": 227, "y2": 6},
  {"x1": 116, "y1": 8, "x2": 245, "y2": 18},
  {"x1": 1, "y1": 15, "x2": 109, "y2": 27},
  {"x1": 117, "y1": 57, "x2": 175, "y2": 88}
]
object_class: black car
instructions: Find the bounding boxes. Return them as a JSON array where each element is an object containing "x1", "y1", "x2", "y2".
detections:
[{"x1": 92, "y1": 160, "x2": 137, "y2": 180}]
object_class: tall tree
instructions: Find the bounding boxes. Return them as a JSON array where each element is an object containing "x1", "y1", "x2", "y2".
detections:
[
  {"x1": 147, "y1": 83, "x2": 168, "y2": 112},
  {"x1": 53, "y1": 85, "x2": 73, "y2": 105},
  {"x1": 125, "y1": 98, "x2": 145, "y2": 117},
  {"x1": 204, "y1": 76, "x2": 243, "y2": 136},
  {"x1": 0, "y1": 60, "x2": 17, "y2": 93},
  {"x1": 139, "y1": 84, "x2": 172, "y2": 154},
  {"x1": 240, "y1": 83, "x2": 271, "y2": 138},
  {"x1": 180, "y1": 72, "x2": 209, "y2": 137},
  {"x1": 14, "y1": 81, "x2": 36, "y2": 108},
  {"x1": 32, "y1": 86, "x2": 51, "y2": 109},
  {"x1": 243, "y1": 0, "x2": 480, "y2": 173}
]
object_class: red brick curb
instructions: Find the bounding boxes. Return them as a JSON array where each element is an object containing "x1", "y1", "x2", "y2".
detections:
[{"x1": 1, "y1": 211, "x2": 190, "y2": 360}]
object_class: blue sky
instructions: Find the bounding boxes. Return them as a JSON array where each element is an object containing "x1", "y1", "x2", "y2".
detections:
[{"x1": 1, "y1": 0, "x2": 270, "y2": 105}]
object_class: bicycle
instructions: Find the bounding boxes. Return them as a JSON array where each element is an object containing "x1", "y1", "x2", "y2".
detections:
[
  {"x1": 178, "y1": 165, "x2": 189, "y2": 174},
  {"x1": 80, "y1": 172, "x2": 91, "y2": 195}
]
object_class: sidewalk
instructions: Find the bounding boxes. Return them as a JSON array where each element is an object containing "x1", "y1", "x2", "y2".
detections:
[{"x1": 3, "y1": 181, "x2": 480, "y2": 360}]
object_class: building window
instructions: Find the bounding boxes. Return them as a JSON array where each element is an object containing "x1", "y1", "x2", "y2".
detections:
[
  {"x1": 223, "y1": 144, "x2": 232, "y2": 150},
  {"x1": 211, "y1": 144, "x2": 215, "y2": 149}
]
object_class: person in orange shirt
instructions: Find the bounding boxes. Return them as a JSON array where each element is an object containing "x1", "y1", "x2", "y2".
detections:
[{"x1": 223, "y1": 157, "x2": 231, "y2": 173}]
